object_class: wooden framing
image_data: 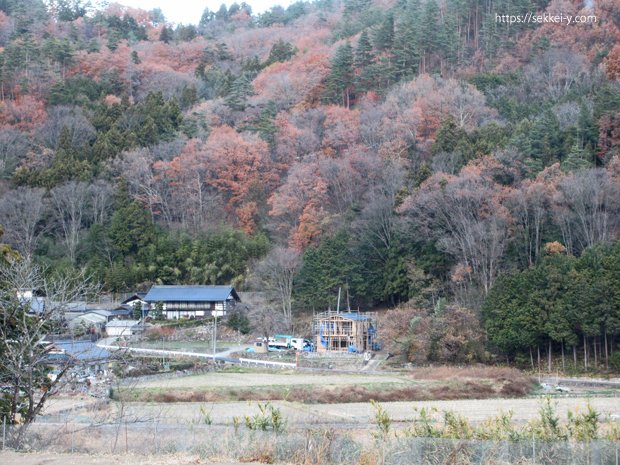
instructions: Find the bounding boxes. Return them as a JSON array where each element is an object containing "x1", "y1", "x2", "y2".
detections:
[{"x1": 312, "y1": 310, "x2": 378, "y2": 353}]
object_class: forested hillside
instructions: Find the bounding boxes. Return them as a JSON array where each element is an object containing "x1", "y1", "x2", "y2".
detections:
[{"x1": 0, "y1": 0, "x2": 618, "y2": 367}]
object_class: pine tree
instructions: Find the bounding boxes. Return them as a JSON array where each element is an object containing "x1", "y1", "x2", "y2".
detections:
[
  {"x1": 562, "y1": 143, "x2": 592, "y2": 172},
  {"x1": 247, "y1": 101, "x2": 278, "y2": 145},
  {"x1": 225, "y1": 73, "x2": 254, "y2": 111},
  {"x1": 324, "y1": 42, "x2": 355, "y2": 108},
  {"x1": 355, "y1": 31, "x2": 374, "y2": 69},
  {"x1": 530, "y1": 111, "x2": 562, "y2": 167},
  {"x1": 419, "y1": 0, "x2": 440, "y2": 72},
  {"x1": 199, "y1": 7, "x2": 214, "y2": 28},
  {"x1": 393, "y1": 7, "x2": 420, "y2": 80},
  {"x1": 159, "y1": 25, "x2": 172, "y2": 43},
  {"x1": 265, "y1": 39, "x2": 297, "y2": 66},
  {"x1": 355, "y1": 31, "x2": 375, "y2": 93},
  {"x1": 215, "y1": 3, "x2": 228, "y2": 21},
  {"x1": 373, "y1": 12, "x2": 394, "y2": 51}
]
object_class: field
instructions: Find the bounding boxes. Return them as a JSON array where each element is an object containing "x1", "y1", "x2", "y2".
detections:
[
  {"x1": 111, "y1": 366, "x2": 533, "y2": 403},
  {"x1": 7, "y1": 366, "x2": 619, "y2": 465},
  {"x1": 38, "y1": 366, "x2": 620, "y2": 429}
]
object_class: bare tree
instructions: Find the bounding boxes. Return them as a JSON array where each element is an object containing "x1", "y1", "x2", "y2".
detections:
[
  {"x1": 254, "y1": 247, "x2": 301, "y2": 330},
  {"x1": 249, "y1": 303, "x2": 286, "y2": 340},
  {"x1": 507, "y1": 179, "x2": 551, "y2": 266},
  {"x1": 37, "y1": 106, "x2": 96, "y2": 149},
  {"x1": 89, "y1": 179, "x2": 114, "y2": 225},
  {"x1": 112, "y1": 148, "x2": 174, "y2": 227},
  {"x1": 401, "y1": 168, "x2": 513, "y2": 295},
  {"x1": 0, "y1": 187, "x2": 47, "y2": 257},
  {"x1": 352, "y1": 160, "x2": 405, "y2": 261},
  {"x1": 0, "y1": 258, "x2": 99, "y2": 448},
  {"x1": 554, "y1": 168, "x2": 619, "y2": 253},
  {"x1": 0, "y1": 128, "x2": 30, "y2": 178},
  {"x1": 50, "y1": 181, "x2": 90, "y2": 263}
]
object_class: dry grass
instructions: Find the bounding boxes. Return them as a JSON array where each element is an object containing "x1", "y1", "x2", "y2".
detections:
[
  {"x1": 409, "y1": 365, "x2": 534, "y2": 398},
  {"x1": 117, "y1": 376, "x2": 531, "y2": 404},
  {"x1": 408, "y1": 365, "x2": 525, "y2": 381}
]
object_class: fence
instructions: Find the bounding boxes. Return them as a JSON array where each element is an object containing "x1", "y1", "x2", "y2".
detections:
[{"x1": 3, "y1": 422, "x2": 620, "y2": 465}]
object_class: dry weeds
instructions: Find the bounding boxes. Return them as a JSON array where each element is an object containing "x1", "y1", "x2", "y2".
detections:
[{"x1": 117, "y1": 376, "x2": 531, "y2": 404}]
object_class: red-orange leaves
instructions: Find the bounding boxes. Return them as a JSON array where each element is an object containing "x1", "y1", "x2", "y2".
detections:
[
  {"x1": 252, "y1": 48, "x2": 330, "y2": 109},
  {"x1": 158, "y1": 128, "x2": 279, "y2": 234},
  {"x1": 321, "y1": 105, "x2": 360, "y2": 156},
  {"x1": 604, "y1": 44, "x2": 620, "y2": 81},
  {"x1": 0, "y1": 95, "x2": 47, "y2": 130},
  {"x1": 268, "y1": 161, "x2": 329, "y2": 250},
  {"x1": 207, "y1": 126, "x2": 279, "y2": 233}
]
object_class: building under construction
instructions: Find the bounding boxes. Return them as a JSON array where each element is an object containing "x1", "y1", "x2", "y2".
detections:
[{"x1": 312, "y1": 310, "x2": 378, "y2": 353}]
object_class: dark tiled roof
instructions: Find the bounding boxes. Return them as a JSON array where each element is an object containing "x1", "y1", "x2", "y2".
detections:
[{"x1": 121, "y1": 293, "x2": 147, "y2": 305}]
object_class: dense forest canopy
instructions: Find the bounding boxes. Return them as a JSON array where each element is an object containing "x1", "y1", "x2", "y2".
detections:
[{"x1": 0, "y1": 0, "x2": 618, "y2": 366}]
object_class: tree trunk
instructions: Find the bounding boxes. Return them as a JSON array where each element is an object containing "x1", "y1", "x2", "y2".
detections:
[
  {"x1": 604, "y1": 332, "x2": 609, "y2": 369},
  {"x1": 548, "y1": 339, "x2": 552, "y2": 372},
  {"x1": 594, "y1": 336, "x2": 598, "y2": 368},
  {"x1": 537, "y1": 345, "x2": 541, "y2": 371},
  {"x1": 583, "y1": 335, "x2": 588, "y2": 371},
  {"x1": 573, "y1": 345, "x2": 577, "y2": 367},
  {"x1": 530, "y1": 346, "x2": 534, "y2": 370},
  {"x1": 561, "y1": 340, "x2": 565, "y2": 372}
]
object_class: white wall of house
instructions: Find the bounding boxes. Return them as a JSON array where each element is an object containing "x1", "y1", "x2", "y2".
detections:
[{"x1": 106, "y1": 321, "x2": 139, "y2": 337}]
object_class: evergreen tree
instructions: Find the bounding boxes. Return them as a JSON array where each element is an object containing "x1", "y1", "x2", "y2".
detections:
[
  {"x1": 530, "y1": 111, "x2": 562, "y2": 167},
  {"x1": 324, "y1": 42, "x2": 355, "y2": 108},
  {"x1": 393, "y1": 2, "x2": 421, "y2": 79},
  {"x1": 215, "y1": 3, "x2": 228, "y2": 21},
  {"x1": 109, "y1": 180, "x2": 156, "y2": 257},
  {"x1": 265, "y1": 39, "x2": 297, "y2": 66},
  {"x1": 354, "y1": 31, "x2": 375, "y2": 92},
  {"x1": 295, "y1": 231, "x2": 367, "y2": 309},
  {"x1": 355, "y1": 30, "x2": 374, "y2": 69},
  {"x1": 225, "y1": 73, "x2": 254, "y2": 111},
  {"x1": 562, "y1": 143, "x2": 592, "y2": 172},
  {"x1": 245, "y1": 101, "x2": 277, "y2": 145},
  {"x1": 373, "y1": 12, "x2": 394, "y2": 50},
  {"x1": 418, "y1": 0, "x2": 440, "y2": 72},
  {"x1": 159, "y1": 25, "x2": 172, "y2": 43},
  {"x1": 199, "y1": 7, "x2": 214, "y2": 27}
]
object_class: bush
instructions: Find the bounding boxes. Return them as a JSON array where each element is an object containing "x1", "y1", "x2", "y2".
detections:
[{"x1": 609, "y1": 351, "x2": 620, "y2": 371}]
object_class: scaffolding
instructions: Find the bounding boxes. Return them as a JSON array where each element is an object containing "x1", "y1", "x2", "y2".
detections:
[{"x1": 312, "y1": 310, "x2": 378, "y2": 353}]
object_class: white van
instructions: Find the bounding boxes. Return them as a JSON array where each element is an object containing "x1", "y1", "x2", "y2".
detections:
[{"x1": 291, "y1": 338, "x2": 314, "y2": 351}]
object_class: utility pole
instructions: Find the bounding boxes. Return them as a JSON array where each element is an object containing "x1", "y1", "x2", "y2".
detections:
[
  {"x1": 336, "y1": 287, "x2": 341, "y2": 314},
  {"x1": 213, "y1": 313, "x2": 218, "y2": 361}
]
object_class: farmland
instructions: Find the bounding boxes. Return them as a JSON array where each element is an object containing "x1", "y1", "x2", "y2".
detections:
[{"x1": 2, "y1": 364, "x2": 618, "y2": 465}]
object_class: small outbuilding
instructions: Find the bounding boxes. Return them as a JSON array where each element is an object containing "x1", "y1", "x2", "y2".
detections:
[
  {"x1": 121, "y1": 292, "x2": 147, "y2": 309},
  {"x1": 105, "y1": 319, "x2": 142, "y2": 337},
  {"x1": 68, "y1": 311, "x2": 109, "y2": 335}
]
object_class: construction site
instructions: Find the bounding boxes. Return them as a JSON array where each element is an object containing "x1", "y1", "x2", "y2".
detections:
[{"x1": 312, "y1": 310, "x2": 378, "y2": 353}]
